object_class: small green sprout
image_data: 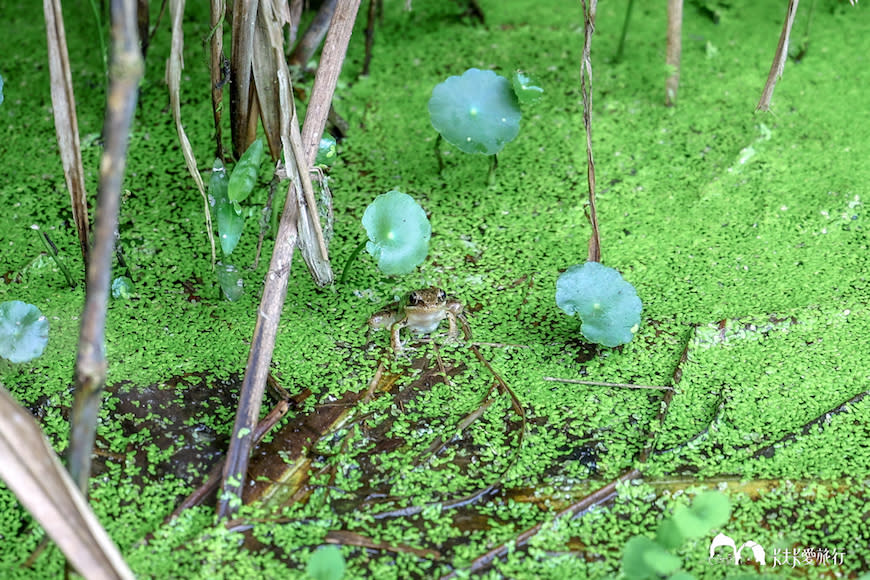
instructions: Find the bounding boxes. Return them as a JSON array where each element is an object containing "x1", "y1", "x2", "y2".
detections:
[
  {"x1": 210, "y1": 158, "x2": 244, "y2": 256},
  {"x1": 228, "y1": 137, "x2": 265, "y2": 213},
  {"x1": 0, "y1": 301, "x2": 49, "y2": 363},
  {"x1": 341, "y1": 191, "x2": 431, "y2": 282},
  {"x1": 555, "y1": 261, "x2": 642, "y2": 347},
  {"x1": 428, "y1": 68, "x2": 522, "y2": 181},
  {"x1": 511, "y1": 70, "x2": 543, "y2": 104}
]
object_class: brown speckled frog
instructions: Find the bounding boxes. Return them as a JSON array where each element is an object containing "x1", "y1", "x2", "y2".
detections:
[{"x1": 368, "y1": 287, "x2": 463, "y2": 352}]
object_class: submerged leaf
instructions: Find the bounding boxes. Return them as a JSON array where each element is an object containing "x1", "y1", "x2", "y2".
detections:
[
  {"x1": 428, "y1": 68, "x2": 521, "y2": 155},
  {"x1": 216, "y1": 262, "x2": 243, "y2": 302},
  {"x1": 111, "y1": 277, "x2": 133, "y2": 299},
  {"x1": 316, "y1": 136, "x2": 338, "y2": 167},
  {"x1": 0, "y1": 301, "x2": 49, "y2": 363}
]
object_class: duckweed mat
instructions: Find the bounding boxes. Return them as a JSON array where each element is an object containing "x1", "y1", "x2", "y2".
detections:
[{"x1": 1, "y1": 0, "x2": 868, "y2": 577}]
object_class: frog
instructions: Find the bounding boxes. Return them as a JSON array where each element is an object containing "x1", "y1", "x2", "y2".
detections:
[{"x1": 368, "y1": 287, "x2": 463, "y2": 352}]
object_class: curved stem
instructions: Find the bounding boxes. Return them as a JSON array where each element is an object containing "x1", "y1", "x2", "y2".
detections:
[{"x1": 339, "y1": 238, "x2": 368, "y2": 284}]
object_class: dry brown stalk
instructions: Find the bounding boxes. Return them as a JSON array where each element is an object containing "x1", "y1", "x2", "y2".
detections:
[{"x1": 43, "y1": 0, "x2": 90, "y2": 268}]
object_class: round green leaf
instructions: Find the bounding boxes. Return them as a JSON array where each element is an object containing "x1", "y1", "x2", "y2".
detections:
[
  {"x1": 0, "y1": 301, "x2": 49, "y2": 363},
  {"x1": 362, "y1": 190, "x2": 431, "y2": 276},
  {"x1": 622, "y1": 535, "x2": 681, "y2": 579},
  {"x1": 556, "y1": 261, "x2": 642, "y2": 347},
  {"x1": 306, "y1": 545, "x2": 346, "y2": 580},
  {"x1": 428, "y1": 68, "x2": 521, "y2": 155},
  {"x1": 512, "y1": 71, "x2": 543, "y2": 104}
]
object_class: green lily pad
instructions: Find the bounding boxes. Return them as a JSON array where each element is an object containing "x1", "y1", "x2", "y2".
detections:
[
  {"x1": 362, "y1": 190, "x2": 431, "y2": 276},
  {"x1": 556, "y1": 261, "x2": 642, "y2": 347},
  {"x1": 0, "y1": 301, "x2": 49, "y2": 363},
  {"x1": 428, "y1": 68, "x2": 522, "y2": 155}
]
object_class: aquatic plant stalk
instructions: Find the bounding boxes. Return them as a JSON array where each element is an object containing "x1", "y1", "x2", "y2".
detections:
[
  {"x1": 580, "y1": 0, "x2": 600, "y2": 262},
  {"x1": 70, "y1": 0, "x2": 143, "y2": 494},
  {"x1": 300, "y1": 0, "x2": 361, "y2": 166},
  {"x1": 665, "y1": 0, "x2": 682, "y2": 106},
  {"x1": 208, "y1": 0, "x2": 226, "y2": 160}
]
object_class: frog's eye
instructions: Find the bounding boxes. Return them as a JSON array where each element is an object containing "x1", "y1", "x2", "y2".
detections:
[
  {"x1": 408, "y1": 291, "x2": 424, "y2": 306},
  {"x1": 436, "y1": 289, "x2": 447, "y2": 302}
]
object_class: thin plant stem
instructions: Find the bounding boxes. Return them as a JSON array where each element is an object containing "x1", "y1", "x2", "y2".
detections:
[
  {"x1": 87, "y1": 0, "x2": 108, "y2": 79},
  {"x1": 340, "y1": 239, "x2": 368, "y2": 284},
  {"x1": 615, "y1": 0, "x2": 634, "y2": 62},
  {"x1": 434, "y1": 132, "x2": 444, "y2": 174},
  {"x1": 33, "y1": 227, "x2": 76, "y2": 289},
  {"x1": 487, "y1": 154, "x2": 498, "y2": 185}
]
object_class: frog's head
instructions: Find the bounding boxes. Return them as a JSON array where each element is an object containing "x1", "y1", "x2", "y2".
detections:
[{"x1": 408, "y1": 287, "x2": 447, "y2": 308}]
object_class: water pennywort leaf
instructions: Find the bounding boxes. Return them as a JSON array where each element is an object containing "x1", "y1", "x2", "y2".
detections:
[
  {"x1": 0, "y1": 301, "x2": 49, "y2": 363},
  {"x1": 556, "y1": 261, "x2": 642, "y2": 347},
  {"x1": 428, "y1": 68, "x2": 521, "y2": 155},
  {"x1": 306, "y1": 545, "x2": 346, "y2": 580},
  {"x1": 362, "y1": 190, "x2": 431, "y2": 276}
]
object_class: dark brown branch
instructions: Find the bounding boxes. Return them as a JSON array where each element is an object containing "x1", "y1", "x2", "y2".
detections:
[
  {"x1": 218, "y1": 0, "x2": 307, "y2": 518},
  {"x1": 44, "y1": 0, "x2": 90, "y2": 269},
  {"x1": 69, "y1": 0, "x2": 143, "y2": 493}
]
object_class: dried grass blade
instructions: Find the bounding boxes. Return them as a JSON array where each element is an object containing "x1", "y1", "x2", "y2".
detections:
[
  {"x1": 757, "y1": 0, "x2": 799, "y2": 111},
  {"x1": 230, "y1": 0, "x2": 257, "y2": 156},
  {"x1": 0, "y1": 387, "x2": 134, "y2": 580},
  {"x1": 208, "y1": 0, "x2": 226, "y2": 160},
  {"x1": 43, "y1": 0, "x2": 90, "y2": 267},
  {"x1": 167, "y1": 0, "x2": 216, "y2": 265}
]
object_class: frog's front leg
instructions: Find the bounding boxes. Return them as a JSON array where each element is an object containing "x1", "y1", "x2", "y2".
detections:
[{"x1": 390, "y1": 318, "x2": 410, "y2": 352}]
